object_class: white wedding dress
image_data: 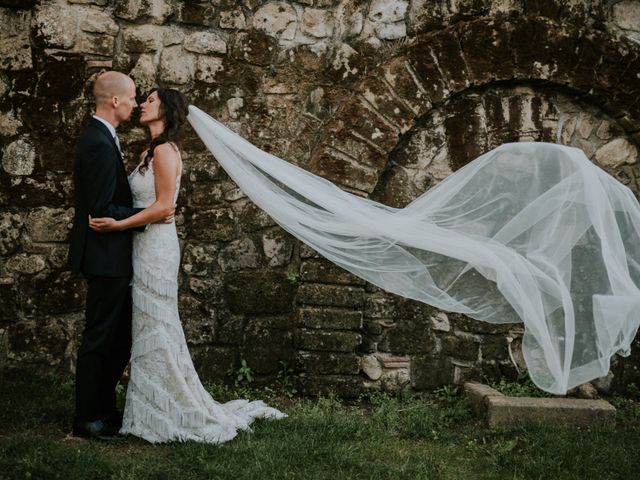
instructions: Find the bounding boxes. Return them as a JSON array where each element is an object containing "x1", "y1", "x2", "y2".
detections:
[{"x1": 119, "y1": 153, "x2": 287, "y2": 444}]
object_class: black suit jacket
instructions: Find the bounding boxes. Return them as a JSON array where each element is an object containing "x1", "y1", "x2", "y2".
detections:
[{"x1": 68, "y1": 118, "x2": 144, "y2": 277}]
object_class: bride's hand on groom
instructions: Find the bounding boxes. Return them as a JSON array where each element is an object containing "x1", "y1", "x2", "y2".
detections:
[
  {"x1": 88, "y1": 215, "x2": 121, "y2": 232},
  {"x1": 152, "y1": 204, "x2": 176, "y2": 225}
]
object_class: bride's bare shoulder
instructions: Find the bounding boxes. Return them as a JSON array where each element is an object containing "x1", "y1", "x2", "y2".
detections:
[{"x1": 152, "y1": 143, "x2": 181, "y2": 174}]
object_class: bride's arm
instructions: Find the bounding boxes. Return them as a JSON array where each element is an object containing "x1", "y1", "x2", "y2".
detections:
[{"x1": 90, "y1": 144, "x2": 179, "y2": 232}]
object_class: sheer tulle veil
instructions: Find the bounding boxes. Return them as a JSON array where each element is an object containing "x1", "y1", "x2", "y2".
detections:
[{"x1": 186, "y1": 104, "x2": 640, "y2": 395}]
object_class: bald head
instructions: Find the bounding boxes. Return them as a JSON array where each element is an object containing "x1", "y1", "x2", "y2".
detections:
[
  {"x1": 93, "y1": 71, "x2": 138, "y2": 127},
  {"x1": 93, "y1": 71, "x2": 135, "y2": 106}
]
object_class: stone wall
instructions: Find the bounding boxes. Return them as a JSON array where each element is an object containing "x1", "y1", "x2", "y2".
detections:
[{"x1": 1, "y1": 0, "x2": 640, "y2": 396}]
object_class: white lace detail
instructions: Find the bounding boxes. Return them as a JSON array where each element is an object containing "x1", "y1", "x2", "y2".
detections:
[{"x1": 120, "y1": 157, "x2": 287, "y2": 444}]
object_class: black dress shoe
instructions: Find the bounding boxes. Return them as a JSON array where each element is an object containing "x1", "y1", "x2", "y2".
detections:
[
  {"x1": 72, "y1": 419, "x2": 123, "y2": 442},
  {"x1": 101, "y1": 411, "x2": 123, "y2": 432}
]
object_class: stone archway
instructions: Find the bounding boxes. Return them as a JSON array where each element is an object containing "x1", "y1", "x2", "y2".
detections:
[
  {"x1": 293, "y1": 15, "x2": 640, "y2": 395},
  {"x1": 307, "y1": 16, "x2": 640, "y2": 195}
]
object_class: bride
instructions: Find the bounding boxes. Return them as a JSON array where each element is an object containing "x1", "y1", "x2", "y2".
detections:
[{"x1": 88, "y1": 88, "x2": 287, "y2": 444}]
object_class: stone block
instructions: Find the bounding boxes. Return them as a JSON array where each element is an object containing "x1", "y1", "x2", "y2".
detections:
[
  {"x1": 76, "y1": 32, "x2": 115, "y2": 56},
  {"x1": 25, "y1": 207, "x2": 73, "y2": 242},
  {"x1": 297, "y1": 374, "x2": 363, "y2": 397},
  {"x1": 298, "y1": 306, "x2": 363, "y2": 330},
  {"x1": 365, "y1": 291, "x2": 434, "y2": 319},
  {"x1": 307, "y1": 150, "x2": 379, "y2": 193},
  {"x1": 188, "y1": 207, "x2": 235, "y2": 242},
  {"x1": 37, "y1": 54, "x2": 85, "y2": 99},
  {"x1": 0, "y1": 9, "x2": 32, "y2": 70},
  {"x1": 69, "y1": 0, "x2": 108, "y2": 5},
  {"x1": 411, "y1": 355, "x2": 453, "y2": 389},
  {"x1": 219, "y1": 9, "x2": 246, "y2": 29},
  {"x1": 238, "y1": 201, "x2": 277, "y2": 231},
  {"x1": 184, "y1": 32, "x2": 227, "y2": 55},
  {"x1": 181, "y1": 242, "x2": 219, "y2": 277},
  {"x1": 253, "y1": 2, "x2": 297, "y2": 40},
  {"x1": 361, "y1": 353, "x2": 382, "y2": 380},
  {"x1": 0, "y1": 279, "x2": 18, "y2": 323},
  {"x1": 190, "y1": 345, "x2": 237, "y2": 381},
  {"x1": 122, "y1": 25, "x2": 161, "y2": 53},
  {"x1": 231, "y1": 30, "x2": 277, "y2": 66},
  {"x1": 2, "y1": 139, "x2": 35, "y2": 176},
  {"x1": 159, "y1": 46, "x2": 195, "y2": 84},
  {"x1": 479, "y1": 335, "x2": 510, "y2": 362},
  {"x1": 225, "y1": 271, "x2": 296, "y2": 314},
  {"x1": 358, "y1": 76, "x2": 415, "y2": 134},
  {"x1": 177, "y1": 1, "x2": 216, "y2": 26},
  {"x1": 20, "y1": 271, "x2": 85, "y2": 316},
  {"x1": 441, "y1": 334, "x2": 480, "y2": 361},
  {"x1": 295, "y1": 351, "x2": 361, "y2": 375},
  {"x1": 613, "y1": 1, "x2": 640, "y2": 31},
  {"x1": 7, "y1": 316, "x2": 77, "y2": 366},
  {"x1": 34, "y1": 3, "x2": 77, "y2": 50},
  {"x1": 300, "y1": 259, "x2": 365, "y2": 285},
  {"x1": 114, "y1": 0, "x2": 143, "y2": 20},
  {"x1": 297, "y1": 283, "x2": 365, "y2": 308},
  {"x1": 79, "y1": 9, "x2": 119, "y2": 35},
  {"x1": 0, "y1": 213, "x2": 23, "y2": 256},
  {"x1": 384, "y1": 319, "x2": 436, "y2": 354},
  {"x1": 5, "y1": 253, "x2": 46, "y2": 274},
  {"x1": 595, "y1": 138, "x2": 638, "y2": 168},
  {"x1": 129, "y1": 54, "x2": 157, "y2": 93},
  {"x1": 218, "y1": 237, "x2": 261, "y2": 271},
  {"x1": 463, "y1": 381, "x2": 504, "y2": 417},
  {"x1": 486, "y1": 394, "x2": 616, "y2": 428},
  {"x1": 195, "y1": 56, "x2": 225, "y2": 84},
  {"x1": 296, "y1": 328, "x2": 362, "y2": 352},
  {"x1": 368, "y1": 0, "x2": 407, "y2": 24},
  {"x1": 180, "y1": 295, "x2": 216, "y2": 344},
  {"x1": 301, "y1": 8, "x2": 333, "y2": 38},
  {"x1": 262, "y1": 229, "x2": 294, "y2": 267},
  {"x1": 245, "y1": 316, "x2": 294, "y2": 374}
]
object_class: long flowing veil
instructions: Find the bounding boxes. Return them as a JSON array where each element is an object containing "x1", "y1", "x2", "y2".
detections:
[{"x1": 187, "y1": 105, "x2": 640, "y2": 395}]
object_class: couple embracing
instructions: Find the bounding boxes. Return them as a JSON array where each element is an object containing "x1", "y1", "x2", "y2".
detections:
[{"x1": 67, "y1": 71, "x2": 286, "y2": 444}]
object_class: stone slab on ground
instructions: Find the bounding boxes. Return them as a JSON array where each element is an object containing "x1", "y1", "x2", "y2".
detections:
[{"x1": 464, "y1": 382, "x2": 616, "y2": 428}]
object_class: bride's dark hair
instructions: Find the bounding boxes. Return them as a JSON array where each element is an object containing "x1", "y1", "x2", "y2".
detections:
[{"x1": 139, "y1": 87, "x2": 189, "y2": 175}]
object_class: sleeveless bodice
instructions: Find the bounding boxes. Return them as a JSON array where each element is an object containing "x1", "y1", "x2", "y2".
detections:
[{"x1": 129, "y1": 158, "x2": 181, "y2": 208}]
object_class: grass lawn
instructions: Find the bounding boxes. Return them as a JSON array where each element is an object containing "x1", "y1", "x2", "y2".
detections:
[{"x1": 1, "y1": 370, "x2": 639, "y2": 480}]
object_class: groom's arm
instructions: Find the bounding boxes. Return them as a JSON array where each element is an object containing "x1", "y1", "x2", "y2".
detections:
[{"x1": 80, "y1": 143, "x2": 146, "y2": 231}]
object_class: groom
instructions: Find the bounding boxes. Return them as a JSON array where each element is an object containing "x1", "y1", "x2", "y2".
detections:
[{"x1": 67, "y1": 71, "x2": 173, "y2": 441}]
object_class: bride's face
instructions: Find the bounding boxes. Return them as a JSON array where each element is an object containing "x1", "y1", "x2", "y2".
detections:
[{"x1": 139, "y1": 91, "x2": 163, "y2": 126}]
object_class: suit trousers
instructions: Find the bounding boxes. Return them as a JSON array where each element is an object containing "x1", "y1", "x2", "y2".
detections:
[{"x1": 74, "y1": 274, "x2": 132, "y2": 423}]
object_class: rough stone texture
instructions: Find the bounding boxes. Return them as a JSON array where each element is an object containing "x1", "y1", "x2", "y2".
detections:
[
  {"x1": 129, "y1": 54, "x2": 157, "y2": 92},
  {"x1": 159, "y1": 45, "x2": 195, "y2": 84},
  {"x1": 2, "y1": 139, "x2": 35, "y2": 175},
  {"x1": 0, "y1": 8, "x2": 32, "y2": 70},
  {"x1": 33, "y1": 2, "x2": 77, "y2": 50},
  {"x1": 0, "y1": 212, "x2": 23, "y2": 256},
  {"x1": 184, "y1": 32, "x2": 227, "y2": 55},
  {"x1": 2, "y1": 0, "x2": 640, "y2": 398},
  {"x1": 219, "y1": 9, "x2": 246, "y2": 30},
  {"x1": 122, "y1": 25, "x2": 161, "y2": 53},
  {"x1": 25, "y1": 207, "x2": 73, "y2": 243},
  {"x1": 253, "y1": 2, "x2": 298, "y2": 40}
]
